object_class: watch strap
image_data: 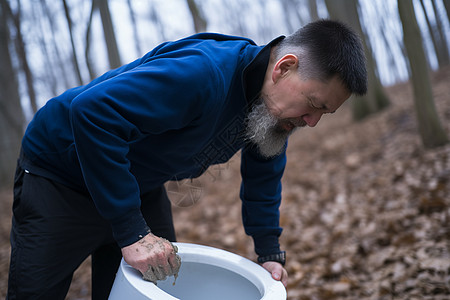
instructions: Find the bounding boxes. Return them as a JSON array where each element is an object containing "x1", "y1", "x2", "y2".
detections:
[{"x1": 257, "y1": 251, "x2": 286, "y2": 266}]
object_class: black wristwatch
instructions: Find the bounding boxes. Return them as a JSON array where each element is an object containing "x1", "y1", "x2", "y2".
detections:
[{"x1": 257, "y1": 251, "x2": 286, "y2": 266}]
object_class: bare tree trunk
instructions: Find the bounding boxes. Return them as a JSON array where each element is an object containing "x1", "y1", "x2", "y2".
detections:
[
  {"x1": 281, "y1": 0, "x2": 294, "y2": 33},
  {"x1": 32, "y1": 1, "x2": 58, "y2": 97},
  {"x1": 398, "y1": 0, "x2": 448, "y2": 148},
  {"x1": 0, "y1": 0, "x2": 25, "y2": 187},
  {"x1": 281, "y1": 0, "x2": 305, "y2": 33},
  {"x1": 42, "y1": 0, "x2": 71, "y2": 90},
  {"x1": 85, "y1": 0, "x2": 97, "y2": 81},
  {"x1": 62, "y1": 0, "x2": 84, "y2": 86},
  {"x1": 126, "y1": 0, "x2": 142, "y2": 56},
  {"x1": 308, "y1": 0, "x2": 320, "y2": 21},
  {"x1": 5, "y1": 0, "x2": 38, "y2": 113},
  {"x1": 255, "y1": 0, "x2": 272, "y2": 41},
  {"x1": 376, "y1": 3, "x2": 403, "y2": 82},
  {"x1": 430, "y1": 0, "x2": 449, "y2": 67},
  {"x1": 186, "y1": 0, "x2": 207, "y2": 33},
  {"x1": 224, "y1": 1, "x2": 248, "y2": 37},
  {"x1": 325, "y1": 0, "x2": 371, "y2": 119},
  {"x1": 149, "y1": 3, "x2": 166, "y2": 41},
  {"x1": 419, "y1": 0, "x2": 437, "y2": 67},
  {"x1": 96, "y1": 0, "x2": 122, "y2": 69},
  {"x1": 325, "y1": 0, "x2": 390, "y2": 121},
  {"x1": 420, "y1": 0, "x2": 449, "y2": 68},
  {"x1": 444, "y1": 0, "x2": 450, "y2": 19}
]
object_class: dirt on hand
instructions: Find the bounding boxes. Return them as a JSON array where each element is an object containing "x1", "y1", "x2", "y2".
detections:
[{"x1": 142, "y1": 241, "x2": 181, "y2": 285}]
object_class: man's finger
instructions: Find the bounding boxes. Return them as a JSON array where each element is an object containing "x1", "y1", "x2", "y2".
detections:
[
  {"x1": 155, "y1": 265, "x2": 168, "y2": 281},
  {"x1": 143, "y1": 266, "x2": 158, "y2": 283},
  {"x1": 261, "y1": 261, "x2": 289, "y2": 287},
  {"x1": 272, "y1": 271, "x2": 281, "y2": 280},
  {"x1": 280, "y1": 268, "x2": 288, "y2": 287},
  {"x1": 168, "y1": 254, "x2": 181, "y2": 272}
]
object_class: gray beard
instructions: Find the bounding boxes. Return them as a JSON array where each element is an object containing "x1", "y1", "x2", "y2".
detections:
[{"x1": 245, "y1": 99, "x2": 297, "y2": 158}]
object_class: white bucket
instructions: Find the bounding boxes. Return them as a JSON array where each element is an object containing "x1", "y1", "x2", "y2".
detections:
[{"x1": 108, "y1": 242, "x2": 286, "y2": 300}]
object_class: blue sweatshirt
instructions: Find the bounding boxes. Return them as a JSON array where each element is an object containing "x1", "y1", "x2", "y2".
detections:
[{"x1": 21, "y1": 33, "x2": 286, "y2": 256}]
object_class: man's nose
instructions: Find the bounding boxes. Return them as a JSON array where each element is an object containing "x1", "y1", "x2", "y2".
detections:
[{"x1": 304, "y1": 112, "x2": 323, "y2": 127}]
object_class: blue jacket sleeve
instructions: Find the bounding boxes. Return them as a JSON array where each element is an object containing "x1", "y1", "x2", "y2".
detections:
[
  {"x1": 240, "y1": 144, "x2": 286, "y2": 256},
  {"x1": 70, "y1": 51, "x2": 220, "y2": 248}
]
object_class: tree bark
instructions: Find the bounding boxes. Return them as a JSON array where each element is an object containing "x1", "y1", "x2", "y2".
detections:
[
  {"x1": 186, "y1": 0, "x2": 207, "y2": 33},
  {"x1": 430, "y1": 0, "x2": 449, "y2": 67},
  {"x1": 96, "y1": 0, "x2": 122, "y2": 69},
  {"x1": 419, "y1": 0, "x2": 437, "y2": 67},
  {"x1": 444, "y1": 0, "x2": 450, "y2": 19},
  {"x1": 419, "y1": 0, "x2": 449, "y2": 68},
  {"x1": 308, "y1": 0, "x2": 320, "y2": 21},
  {"x1": 42, "y1": 0, "x2": 71, "y2": 90},
  {"x1": 32, "y1": 1, "x2": 58, "y2": 97},
  {"x1": 0, "y1": 0, "x2": 25, "y2": 187},
  {"x1": 281, "y1": 0, "x2": 305, "y2": 33},
  {"x1": 62, "y1": 0, "x2": 84, "y2": 86},
  {"x1": 398, "y1": 0, "x2": 448, "y2": 148},
  {"x1": 5, "y1": 0, "x2": 38, "y2": 113},
  {"x1": 85, "y1": 0, "x2": 97, "y2": 81},
  {"x1": 126, "y1": 0, "x2": 142, "y2": 56}
]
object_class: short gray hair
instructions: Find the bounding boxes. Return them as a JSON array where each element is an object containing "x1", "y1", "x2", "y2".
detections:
[{"x1": 275, "y1": 19, "x2": 367, "y2": 95}]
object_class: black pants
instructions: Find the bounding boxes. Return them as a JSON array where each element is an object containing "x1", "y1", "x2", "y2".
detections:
[{"x1": 7, "y1": 160, "x2": 176, "y2": 300}]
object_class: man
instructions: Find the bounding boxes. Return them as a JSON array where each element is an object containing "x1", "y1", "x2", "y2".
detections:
[{"x1": 7, "y1": 19, "x2": 367, "y2": 299}]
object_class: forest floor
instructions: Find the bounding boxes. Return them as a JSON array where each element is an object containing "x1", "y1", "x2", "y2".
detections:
[{"x1": 0, "y1": 67, "x2": 449, "y2": 299}]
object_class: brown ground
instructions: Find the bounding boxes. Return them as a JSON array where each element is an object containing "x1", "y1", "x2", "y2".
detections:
[{"x1": 1, "y1": 67, "x2": 449, "y2": 299}]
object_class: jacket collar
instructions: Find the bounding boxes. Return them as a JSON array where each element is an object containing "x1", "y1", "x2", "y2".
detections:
[{"x1": 242, "y1": 36, "x2": 285, "y2": 106}]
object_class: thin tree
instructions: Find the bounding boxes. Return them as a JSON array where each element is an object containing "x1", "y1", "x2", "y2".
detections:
[
  {"x1": 419, "y1": 0, "x2": 438, "y2": 67},
  {"x1": 430, "y1": 0, "x2": 449, "y2": 67},
  {"x1": 398, "y1": 0, "x2": 448, "y2": 148},
  {"x1": 256, "y1": 0, "x2": 272, "y2": 41},
  {"x1": 419, "y1": 0, "x2": 449, "y2": 68},
  {"x1": 224, "y1": 0, "x2": 248, "y2": 37},
  {"x1": 308, "y1": 0, "x2": 320, "y2": 21},
  {"x1": 186, "y1": 0, "x2": 207, "y2": 33},
  {"x1": 42, "y1": 0, "x2": 71, "y2": 90},
  {"x1": 280, "y1": 0, "x2": 305, "y2": 33},
  {"x1": 148, "y1": 3, "x2": 167, "y2": 41},
  {"x1": 96, "y1": 0, "x2": 122, "y2": 69},
  {"x1": 126, "y1": 0, "x2": 142, "y2": 56},
  {"x1": 62, "y1": 0, "x2": 84, "y2": 86},
  {"x1": 444, "y1": 0, "x2": 450, "y2": 18},
  {"x1": 325, "y1": 0, "x2": 390, "y2": 121},
  {"x1": 0, "y1": 0, "x2": 25, "y2": 187},
  {"x1": 85, "y1": 0, "x2": 97, "y2": 81},
  {"x1": 32, "y1": 1, "x2": 58, "y2": 97},
  {"x1": 5, "y1": 0, "x2": 38, "y2": 113},
  {"x1": 375, "y1": 1, "x2": 404, "y2": 82}
]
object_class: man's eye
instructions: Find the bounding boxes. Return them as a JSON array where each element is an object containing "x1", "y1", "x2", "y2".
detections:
[{"x1": 309, "y1": 100, "x2": 319, "y2": 109}]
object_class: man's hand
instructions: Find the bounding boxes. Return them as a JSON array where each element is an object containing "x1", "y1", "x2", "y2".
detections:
[
  {"x1": 261, "y1": 261, "x2": 288, "y2": 287},
  {"x1": 121, "y1": 233, "x2": 181, "y2": 283}
]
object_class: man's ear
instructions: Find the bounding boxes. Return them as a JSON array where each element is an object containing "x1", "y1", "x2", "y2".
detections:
[{"x1": 272, "y1": 54, "x2": 298, "y2": 83}]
